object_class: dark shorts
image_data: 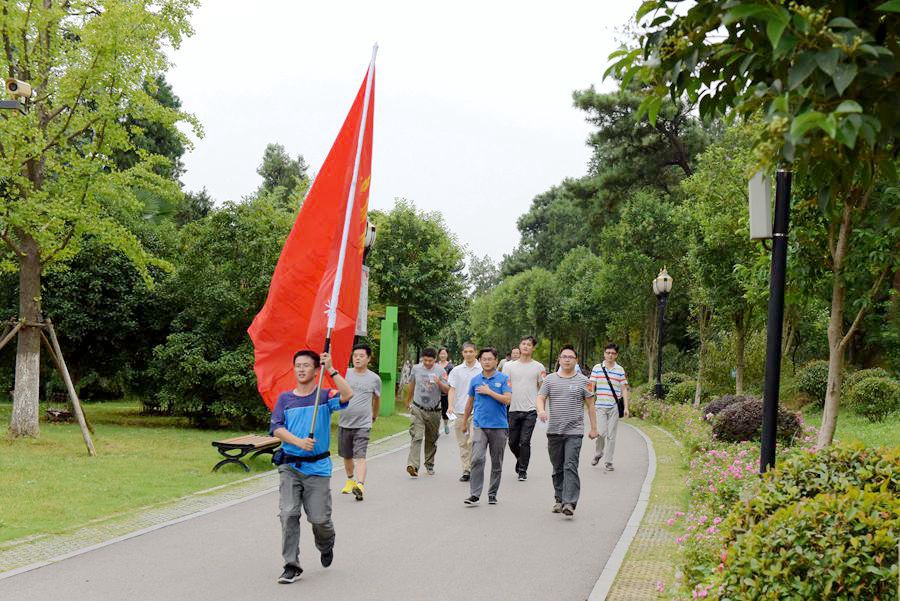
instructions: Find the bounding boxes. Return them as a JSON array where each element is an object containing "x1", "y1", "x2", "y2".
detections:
[{"x1": 338, "y1": 427, "x2": 371, "y2": 459}]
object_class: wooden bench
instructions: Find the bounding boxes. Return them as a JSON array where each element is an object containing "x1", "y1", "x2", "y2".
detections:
[{"x1": 211, "y1": 434, "x2": 281, "y2": 472}]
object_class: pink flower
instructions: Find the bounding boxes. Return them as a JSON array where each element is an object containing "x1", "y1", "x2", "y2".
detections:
[
  {"x1": 675, "y1": 511, "x2": 685, "y2": 517},
  {"x1": 713, "y1": 517, "x2": 723, "y2": 525},
  {"x1": 656, "y1": 581, "x2": 665, "y2": 593},
  {"x1": 666, "y1": 518, "x2": 676, "y2": 526}
]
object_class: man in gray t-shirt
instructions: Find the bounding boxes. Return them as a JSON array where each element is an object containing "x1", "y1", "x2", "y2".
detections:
[
  {"x1": 338, "y1": 344, "x2": 382, "y2": 501},
  {"x1": 405, "y1": 348, "x2": 449, "y2": 477},
  {"x1": 536, "y1": 346, "x2": 597, "y2": 517}
]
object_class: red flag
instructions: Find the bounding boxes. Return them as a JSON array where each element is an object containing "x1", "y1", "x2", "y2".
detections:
[{"x1": 248, "y1": 63, "x2": 375, "y2": 410}]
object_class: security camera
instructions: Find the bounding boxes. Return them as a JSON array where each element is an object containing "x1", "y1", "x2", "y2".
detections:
[{"x1": 5, "y1": 78, "x2": 32, "y2": 99}]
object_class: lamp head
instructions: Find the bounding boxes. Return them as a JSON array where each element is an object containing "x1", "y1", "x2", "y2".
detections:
[{"x1": 653, "y1": 268, "x2": 672, "y2": 297}]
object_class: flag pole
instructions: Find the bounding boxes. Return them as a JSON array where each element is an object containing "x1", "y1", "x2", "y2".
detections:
[{"x1": 308, "y1": 44, "x2": 378, "y2": 437}]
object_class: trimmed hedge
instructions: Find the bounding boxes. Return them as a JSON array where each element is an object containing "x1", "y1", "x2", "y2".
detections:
[
  {"x1": 661, "y1": 371, "x2": 691, "y2": 387},
  {"x1": 702, "y1": 394, "x2": 753, "y2": 419},
  {"x1": 842, "y1": 367, "x2": 891, "y2": 395},
  {"x1": 712, "y1": 397, "x2": 801, "y2": 444},
  {"x1": 665, "y1": 380, "x2": 697, "y2": 405},
  {"x1": 795, "y1": 359, "x2": 829, "y2": 406},
  {"x1": 711, "y1": 488, "x2": 899, "y2": 600},
  {"x1": 847, "y1": 376, "x2": 900, "y2": 422}
]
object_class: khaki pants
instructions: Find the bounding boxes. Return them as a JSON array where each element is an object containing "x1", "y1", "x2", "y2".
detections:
[
  {"x1": 453, "y1": 413, "x2": 474, "y2": 473},
  {"x1": 407, "y1": 405, "x2": 441, "y2": 470},
  {"x1": 595, "y1": 405, "x2": 619, "y2": 464}
]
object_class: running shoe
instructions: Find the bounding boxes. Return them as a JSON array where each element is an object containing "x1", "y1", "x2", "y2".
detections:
[
  {"x1": 321, "y1": 549, "x2": 334, "y2": 568},
  {"x1": 488, "y1": 495, "x2": 497, "y2": 505},
  {"x1": 463, "y1": 495, "x2": 480, "y2": 506},
  {"x1": 341, "y1": 478, "x2": 355, "y2": 494},
  {"x1": 352, "y1": 481, "x2": 365, "y2": 501},
  {"x1": 406, "y1": 465, "x2": 418, "y2": 477},
  {"x1": 605, "y1": 463, "x2": 615, "y2": 472},
  {"x1": 551, "y1": 502, "x2": 562, "y2": 513},
  {"x1": 517, "y1": 472, "x2": 527, "y2": 481},
  {"x1": 277, "y1": 565, "x2": 303, "y2": 584},
  {"x1": 591, "y1": 453, "x2": 603, "y2": 466},
  {"x1": 561, "y1": 504, "x2": 575, "y2": 517},
  {"x1": 459, "y1": 472, "x2": 470, "y2": 482}
]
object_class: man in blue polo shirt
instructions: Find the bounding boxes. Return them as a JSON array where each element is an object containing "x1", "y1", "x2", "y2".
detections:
[
  {"x1": 462, "y1": 346, "x2": 512, "y2": 506},
  {"x1": 270, "y1": 349, "x2": 354, "y2": 584}
]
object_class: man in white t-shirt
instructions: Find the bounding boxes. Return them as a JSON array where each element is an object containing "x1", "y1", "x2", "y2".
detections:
[
  {"x1": 447, "y1": 342, "x2": 482, "y2": 482},
  {"x1": 588, "y1": 343, "x2": 630, "y2": 472},
  {"x1": 502, "y1": 335, "x2": 546, "y2": 481}
]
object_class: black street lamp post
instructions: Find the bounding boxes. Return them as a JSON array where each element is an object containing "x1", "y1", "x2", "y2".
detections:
[{"x1": 653, "y1": 268, "x2": 673, "y2": 399}]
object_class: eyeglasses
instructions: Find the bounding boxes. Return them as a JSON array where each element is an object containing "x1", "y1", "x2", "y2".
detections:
[{"x1": 559, "y1": 355, "x2": 577, "y2": 360}]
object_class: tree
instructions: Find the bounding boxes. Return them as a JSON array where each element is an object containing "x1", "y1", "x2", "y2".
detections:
[
  {"x1": 680, "y1": 124, "x2": 768, "y2": 395},
  {"x1": 367, "y1": 199, "x2": 467, "y2": 361},
  {"x1": 148, "y1": 194, "x2": 293, "y2": 426},
  {"x1": 1, "y1": 1, "x2": 198, "y2": 437},
  {"x1": 468, "y1": 253, "x2": 500, "y2": 297},
  {"x1": 611, "y1": 0, "x2": 900, "y2": 446},
  {"x1": 256, "y1": 143, "x2": 309, "y2": 209}
]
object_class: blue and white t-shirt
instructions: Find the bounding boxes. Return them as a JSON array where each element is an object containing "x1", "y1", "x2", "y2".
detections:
[
  {"x1": 467, "y1": 372, "x2": 512, "y2": 429},
  {"x1": 270, "y1": 388, "x2": 347, "y2": 476},
  {"x1": 589, "y1": 362, "x2": 628, "y2": 409}
]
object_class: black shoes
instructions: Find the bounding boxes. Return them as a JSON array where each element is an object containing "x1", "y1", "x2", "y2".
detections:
[
  {"x1": 463, "y1": 495, "x2": 480, "y2": 505},
  {"x1": 459, "y1": 472, "x2": 470, "y2": 482},
  {"x1": 321, "y1": 549, "x2": 334, "y2": 568},
  {"x1": 517, "y1": 472, "x2": 527, "y2": 481},
  {"x1": 278, "y1": 565, "x2": 303, "y2": 584},
  {"x1": 488, "y1": 495, "x2": 497, "y2": 505}
]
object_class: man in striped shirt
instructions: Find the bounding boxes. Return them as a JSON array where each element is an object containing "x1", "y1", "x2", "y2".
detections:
[
  {"x1": 588, "y1": 343, "x2": 630, "y2": 472},
  {"x1": 536, "y1": 345, "x2": 598, "y2": 517}
]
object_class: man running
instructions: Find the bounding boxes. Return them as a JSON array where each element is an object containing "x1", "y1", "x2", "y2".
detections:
[
  {"x1": 405, "y1": 347, "x2": 449, "y2": 477},
  {"x1": 536, "y1": 346, "x2": 597, "y2": 518},
  {"x1": 270, "y1": 349, "x2": 354, "y2": 584},
  {"x1": 463, "y1": 347, "x2": 512, "y2": 506},
  {"x1": 589, "y1": 343, "x2": 630, "y2": 471},
  {"x1": 339, "y1": 343, "x2": 382, "y2": 501},
  {"x1": 447, "y1": 342, "x2": 482, "y2": 481},
  {"x1": 502, "y1": 335, "x2": 545, "y2": 481}
]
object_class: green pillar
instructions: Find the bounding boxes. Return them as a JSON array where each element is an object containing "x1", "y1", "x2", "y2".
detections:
[{"x1": 378, "y1": 306, "x2": 399, "y2": 416}]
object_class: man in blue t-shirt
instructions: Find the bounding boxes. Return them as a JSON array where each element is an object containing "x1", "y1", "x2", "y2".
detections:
[
  {"x1": 270, "y1": 349, "x2": 353, "y2": 584},
  {"x1": 462, "y1": 347, "x2": 512, "y2": 506}
]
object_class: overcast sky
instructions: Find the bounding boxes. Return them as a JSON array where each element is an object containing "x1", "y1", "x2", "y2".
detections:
[{"x1": 167, "y1": 0, "x2": 642, "y2": 261}]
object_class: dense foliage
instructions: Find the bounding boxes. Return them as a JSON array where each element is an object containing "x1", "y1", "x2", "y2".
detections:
[
  {"x1": 712, "y1": 397, "x2": 803, "y2": 444},
  {"x1": 847, "y1": 376, "x2": 900, "y2": 422}
]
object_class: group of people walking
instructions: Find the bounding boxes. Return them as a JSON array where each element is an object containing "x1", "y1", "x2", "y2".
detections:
[{"x1": 267, "y1": 336, "x2": 630, "y2": 584}]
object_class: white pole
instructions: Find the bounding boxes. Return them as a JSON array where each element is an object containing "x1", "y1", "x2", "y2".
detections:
[
  {"x1": 308, "y1": 45, "x2": 377, "y2": 437},
  {"x1": 326, "y1": 43, "x2": 378, "y2": 330}
]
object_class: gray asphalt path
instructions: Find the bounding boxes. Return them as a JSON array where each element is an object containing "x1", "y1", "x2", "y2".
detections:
[{"x1": 0, "y1": 419, "x2": 648, "y2": 601}]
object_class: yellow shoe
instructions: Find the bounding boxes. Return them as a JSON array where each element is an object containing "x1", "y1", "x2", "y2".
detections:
[
  {"x1": 352, "y1": 481, "x2": 365, "y2": 501},
  {"x1": 341, "y1": 478, "x2": 355, "y2": 494}
]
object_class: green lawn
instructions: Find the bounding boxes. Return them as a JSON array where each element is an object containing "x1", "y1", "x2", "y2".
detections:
[
  {"x1": 0, "y1": 401, "x2": 409, "y2": 544},
  {"x1": 802, "y1": 406, "x2": 900, "y2": 448}
]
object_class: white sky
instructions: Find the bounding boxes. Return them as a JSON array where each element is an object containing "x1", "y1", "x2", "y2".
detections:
[{"x1": 167, "y1": 0, "x2": 642, "y2": 260}]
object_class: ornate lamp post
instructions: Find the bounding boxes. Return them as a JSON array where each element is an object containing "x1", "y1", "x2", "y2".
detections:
[{"x1": 652, "y1": 268, "x2": 673, "y2": 399}]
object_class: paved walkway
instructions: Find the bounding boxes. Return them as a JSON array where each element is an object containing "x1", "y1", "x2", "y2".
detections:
[{"x1": 0, "y1": 422, "x2": 649, "y2": 601}]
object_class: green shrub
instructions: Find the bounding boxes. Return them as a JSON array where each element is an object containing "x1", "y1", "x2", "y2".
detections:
[
  {"x1": 725, "y1": 443, "x2": 900, "y2": 539},
  {"x1": 843, "y1": 367, "x2": 891, "y2": 395},
  {"x1": 661, "y1": 371, "x2": 691, "y2": 387},
  {"x1": 702, "y1": 394, "x2": 753, "y2": 419},
  {"x1": 795, "y1": 359, "x2": 830, "y2": 406},
  {"x1": 711, "y1": 397, "x2": 801, "y2": 444},
  {"x1": 847, "y1": 376, "x2": 900, "y2": 422},
  {"x1": 710, "y1": 488, "x2": 899, "y2": 600},
  {"x1": 665, "y1": 380, "x2": 697, "y2": 405}
]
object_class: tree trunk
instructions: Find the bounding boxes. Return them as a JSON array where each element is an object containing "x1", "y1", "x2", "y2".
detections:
[
  {"x1": 818, "y1": 202, "x2": 853, "y2": 448},
  {"x1": 694, "y1": 306, "x2": 711, "y2": 407},
  {"x1": 9, "y1": 234, "x2": 42, "y2": 438},
  {"x1": 734, "y1": 310, "x2": 748, "y2": 395}
]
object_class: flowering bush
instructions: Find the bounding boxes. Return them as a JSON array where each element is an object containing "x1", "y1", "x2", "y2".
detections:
[
  {"x1": 709, "y1": 488, "x2": 900, "y2": 600},
  {"x1": 723, "y1": 443, "x2": 900, "y2": 539}
]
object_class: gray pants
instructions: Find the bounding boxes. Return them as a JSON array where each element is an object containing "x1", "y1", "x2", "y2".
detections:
[
  {"x1": 470, "y1": 427, "x2": 508, "y2": 498},
  {"x1": 594, "y1": 405, "x2": 619, "y2": 464},
  {"x1": 278, "y1": 465, "x2": 335, "y2": 568},
  {"x1": 547, "y1": 434, "x2": 583, "y2": 506},
  {"x1": 407, "y1": 405, "x2": 441, "y2": 470}
]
